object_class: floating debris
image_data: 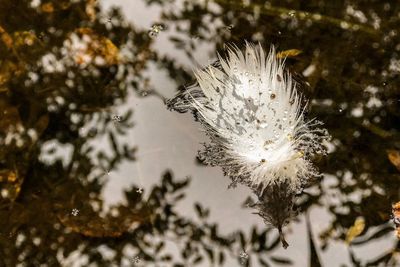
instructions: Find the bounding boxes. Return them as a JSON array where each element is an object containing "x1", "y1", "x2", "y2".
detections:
[{"x1": 167, "y1": 43, "x2": 329, "y2": 248}]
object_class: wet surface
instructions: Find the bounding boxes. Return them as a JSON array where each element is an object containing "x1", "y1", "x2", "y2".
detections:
[{"x1": 0, "y1": 0, "x2": 400, "y2": 266}]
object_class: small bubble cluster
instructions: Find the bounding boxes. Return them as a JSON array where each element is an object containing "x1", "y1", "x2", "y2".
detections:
[
  {"x1": 148, "y1": 24, "x2": 164, "y2": 38},
  {"x1": 112, "y1": 115, "x2": 122, "y2": 122},
  {"x1": 132, "y1": 256, "x2": 141, "y2": 264},
  {"x1": 239, "y1": 251, "x2": 249, "y2": 265},
  {"x1": 71, "y1": 208, "x2": 79, "y2": 216}
]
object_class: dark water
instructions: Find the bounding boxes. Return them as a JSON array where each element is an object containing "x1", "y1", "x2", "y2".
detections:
[{"x1": 0, "y1": 0, "x2": 400, "y2": 266}]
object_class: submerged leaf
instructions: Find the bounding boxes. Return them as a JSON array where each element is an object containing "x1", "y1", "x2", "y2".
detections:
[
  {"x1": 41, "y1": 3, "x2": 54, "y2": 13},
  {"x1": 387, "y1": 150, "x2": 400, "y2": 172}
]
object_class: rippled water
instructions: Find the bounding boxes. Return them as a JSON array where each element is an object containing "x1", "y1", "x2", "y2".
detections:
[{"x1": 0, "y1": 1, "x2": 400, "y2": 266}]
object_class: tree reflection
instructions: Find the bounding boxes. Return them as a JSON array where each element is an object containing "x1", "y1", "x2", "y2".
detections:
[
  {"x1": 1, "y1": 0, "x2": 400, "y2": 266},
  {"x1": 0, "y1": 0, "x2": 284, "y2": 266},
  {"x1": 148, "y1": 0, "x2": 400, "y2": 265}
]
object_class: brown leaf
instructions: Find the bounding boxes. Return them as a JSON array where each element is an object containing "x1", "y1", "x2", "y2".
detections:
[
  {"x1": 57, "y1": 210, "x2": 152, "y2": 238},
  {"x1": 41, "y1": 3, "x2": 54, "y2": 13},
  {"x1": 0, "y1": 25, "x2": 13, "y2": 49},
  {"x1": 387, "y1": 150, "x2": 400, "y2": 172}
]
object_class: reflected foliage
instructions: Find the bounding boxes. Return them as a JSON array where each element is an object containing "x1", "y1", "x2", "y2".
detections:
[
  {"x1": 0, "y1": 0, "x2": 400, "y2": 266},
  {"x1": 149, "y1": 0, "x2": 400, "y2": 265}
]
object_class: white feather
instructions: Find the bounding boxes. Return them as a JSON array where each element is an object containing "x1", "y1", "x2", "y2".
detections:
[{"x1": 169, "y1": 43, "x2": 328, "y2": 191}]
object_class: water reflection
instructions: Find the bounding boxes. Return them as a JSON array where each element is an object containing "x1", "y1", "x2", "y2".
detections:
[{"x1": 0, "y1": 0, "x2": 399, "y2": 266}]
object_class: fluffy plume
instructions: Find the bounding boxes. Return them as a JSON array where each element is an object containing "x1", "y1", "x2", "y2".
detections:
[{"x1": 167, "y1": 43, "x2": 329, "y2": 248}]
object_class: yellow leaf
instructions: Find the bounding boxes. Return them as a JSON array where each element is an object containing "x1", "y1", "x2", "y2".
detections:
[
  {"x1": 345, "y1": 217, "x2": 365, "y2": 244},
  {"x1": 276, "y1": 49, "x2": 303, "y2": 59},
  {"x1": 387, "y1": 150, "x2": 400, "y2": 172}
]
